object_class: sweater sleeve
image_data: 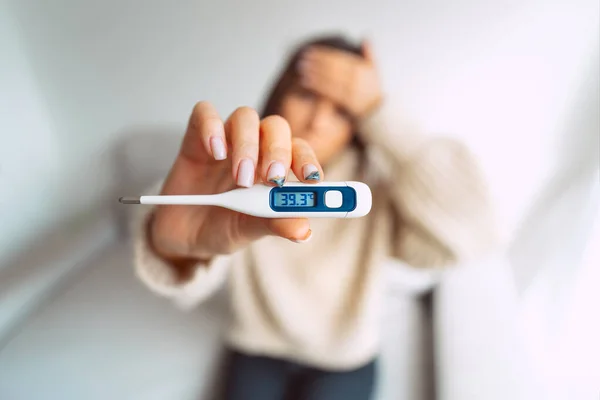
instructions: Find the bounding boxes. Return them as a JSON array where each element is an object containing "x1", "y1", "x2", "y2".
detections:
[
  {"x1": 132, "y1": 181, "x2": 232, "y2": 310},
  {"x1": 358, "y1": 100, "x2": 500, "y2": 268}
]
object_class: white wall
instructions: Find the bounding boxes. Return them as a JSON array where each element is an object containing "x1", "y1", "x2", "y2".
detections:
[
  {"x1": 0, "y1": 8, "x2": 61, "y2": 262},
  {"x1": 514, "y1": 47, "x2": 600, "y2": 399}
]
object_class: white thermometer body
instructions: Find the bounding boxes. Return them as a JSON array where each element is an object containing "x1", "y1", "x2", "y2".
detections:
[{"x1": 121, "y1": 181, "x2": 371, "y2": 218}]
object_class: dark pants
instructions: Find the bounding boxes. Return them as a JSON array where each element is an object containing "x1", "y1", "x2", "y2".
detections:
[{"x1": 222, "y1": 349, "x2": 377, "y2": 400}]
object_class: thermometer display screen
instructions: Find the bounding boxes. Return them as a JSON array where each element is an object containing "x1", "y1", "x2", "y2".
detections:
[{"x1": 274, "y1": 192, "x2": 316, "y2": 207}]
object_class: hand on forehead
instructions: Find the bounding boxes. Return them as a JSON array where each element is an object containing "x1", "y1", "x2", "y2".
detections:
[
  {"x1": 302, "y1": 45, "x2": 364, "y2": 67},
  {"x1": 299, "y1": 46, "x2": 363, "y2": 85},
  {"x1": 296, "y1": 42, "x2": 382, "y2": 119}
]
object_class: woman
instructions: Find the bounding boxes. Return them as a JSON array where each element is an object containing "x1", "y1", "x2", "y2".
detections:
[{"x1": 132, "y1": 35, "x2": 498, "y2": 400}]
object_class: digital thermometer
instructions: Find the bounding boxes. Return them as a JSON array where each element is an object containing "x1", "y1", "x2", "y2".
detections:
[{"x1": 119, "y1": 181, "x2": 371, "y2": 218}]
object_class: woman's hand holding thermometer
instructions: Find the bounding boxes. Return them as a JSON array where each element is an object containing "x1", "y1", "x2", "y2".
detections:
[{"x1": 121, "y1": 103, "x2": 369, "y2": 279}]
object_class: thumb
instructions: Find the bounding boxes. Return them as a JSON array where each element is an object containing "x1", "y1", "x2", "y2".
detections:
[
  {"x1": 266, "y1": 218, "x2": 312, "y2": 243},
  {"x1": 237, "y1": 215, "x2": 312, "y2": 243},
  {"x1": 361, "y1": 39, "x2": 376, "y2": 64}
]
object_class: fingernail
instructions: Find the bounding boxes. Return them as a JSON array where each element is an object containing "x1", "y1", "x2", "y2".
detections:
[
  {"x1": 303, "y1": 164, "x2": 320, "y2": 181},
  {"x1": 297, "y1": 58, "x2": 309, "y2": 72},
  {"x1": 267, "y1": 162, "x2": 286, "y2": 187},
  {"x1": 302, "y1": 47, "x2": 315, "y2": 58},
  {"x1": 300, "y1": 73, "x2": 312, "y2": 85},
  {"x1": 292, "y1": 229, "x2": 312, "y2": 244},
  {"x1": 210, "y1": 137, "x2": 226, "y2": 160},
  {"x1": 237, "y1": 159, "x2": 255, "y2": 187}
]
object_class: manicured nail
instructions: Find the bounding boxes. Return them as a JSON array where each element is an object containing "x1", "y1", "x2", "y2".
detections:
[
  {"x1": 303, "y1": 164, "x2": 320, "y2": 181},
  {"x1": 237, "y1": 159, "x2": 255, "y2": 187},
  {"x1": 302, "y1": 47, "x2": 315, "y2": 58},
  {"x1": 297, "y1": 58, "x2": 309, "y2": 72},
  {"x1": 267, "y1": 162, "x2": 286, "y2": 187},
  {"x1": 210, "y1": 137, "x2": 226, "y2": 160},
  {"x1": 300, "y1": 73, "x2": 312, "y2": 86},
  {"x1": 292, "y1": 229, "x2": 312, "y2": 244}
]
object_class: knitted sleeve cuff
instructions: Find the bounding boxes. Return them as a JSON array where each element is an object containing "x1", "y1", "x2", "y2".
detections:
[{"x1": 133, "y1": 205, "x2": 231, "y2": 310}]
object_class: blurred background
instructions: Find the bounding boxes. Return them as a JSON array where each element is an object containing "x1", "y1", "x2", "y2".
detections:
[{"x1": 0, "y1": 0, "x2": 598, "y2": 399}]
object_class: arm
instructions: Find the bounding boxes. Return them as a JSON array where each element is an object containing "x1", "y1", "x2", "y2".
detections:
[
  {"x1": 296, "y1": 42, "x2": 499, "y2": 267},
  {"x1": 358, "y1": 100, "x2": 500, "y2": 268},
  {"x1": 132, "y1": 181, "x2": 232, "y2": 310}
]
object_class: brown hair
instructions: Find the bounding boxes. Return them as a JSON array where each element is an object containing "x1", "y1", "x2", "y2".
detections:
[{"x1": 259, "y1": 34, "x2": 366, "y2": 151}]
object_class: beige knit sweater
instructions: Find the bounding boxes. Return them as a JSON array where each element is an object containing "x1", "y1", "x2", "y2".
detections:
[{"x1": 133, "y1": 100, "x2": 499, "y2": 371}]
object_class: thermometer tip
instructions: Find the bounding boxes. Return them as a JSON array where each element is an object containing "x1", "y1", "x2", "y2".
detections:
[{"x1": 119, "y1": 197, "x2": 141, "y2": 204}]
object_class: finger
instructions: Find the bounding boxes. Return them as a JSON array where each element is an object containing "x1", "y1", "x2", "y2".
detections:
[
  {"x1": 300, "y1": 46, "x2": 361, "y2": 85},
  {"x1": 225, "y1": 107, "x2": 261, "y2": 188},
  {"x1": 301, "y1": 70, "x2": 348, "y2": 106},
  {"x1": 302, "y1": 45, "x2": 361, "y2": 66},
  {"x1": 180, "y1": 101, "x2": 226, "y2": 163},
  {"x1": 259, "y1": 115, "x2": 292, "y2": 187},
  {"x1": 290, "y1": 138, "x2": 324, "y2": 183},
  {"x1": 300, "y1": 56, "x2": 344, "y2": 83},
  {"x1": 361, "y1": 39, "x2": 376, "y2": 64},
  {"x1": 298, "y1": 56, "x2": 352, "y2": 104},
  {"x1": 267, "y1": 218, "x2": 312, "y2": 243},
  {"x1": 299, "y1": 52, "x2": 348, "y2": 82}
]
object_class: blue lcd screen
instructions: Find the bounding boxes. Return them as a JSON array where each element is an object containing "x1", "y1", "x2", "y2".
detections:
[{"x1": 274, "y1": 192, "x2": 315, "y2": 207}]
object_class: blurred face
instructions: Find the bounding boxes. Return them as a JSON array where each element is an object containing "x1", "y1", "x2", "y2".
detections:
[{"x1": 279, "y1": 83, "x2": 354, "y2": 165}]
